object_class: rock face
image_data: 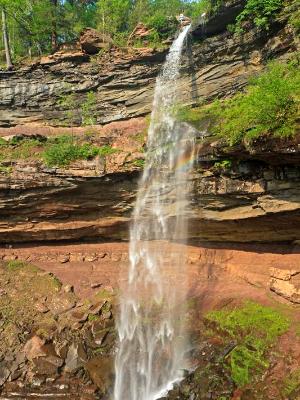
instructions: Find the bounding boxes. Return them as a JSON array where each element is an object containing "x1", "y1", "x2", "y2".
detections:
[
  {"x1": 0, "y1": 47, "x2": 166, "y2": 129},
  {"x1": 0, "y1": 135, "x2": 299, "y2": 244},
  {"x1": 0, "y1": 0, "x2": 298, "y2": 244},
  {"x1": 192, "y1": 0, "x2": 247, "y2": 37},
  {"x1": 0, "y1": 1, "x2": 298, "y2": 129},
  {"x1": 189, "y1": 136, "x2": 300, "y2": 242}
]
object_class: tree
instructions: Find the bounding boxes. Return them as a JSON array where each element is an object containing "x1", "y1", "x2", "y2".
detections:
[
  {"x1": 1, "y1": 6, "x2": 12, "y2": 69},
  {"x1": 96, "y1": 0, "x2": 131, "y2": 37},
  {"x1": 51, "y1": 0, "x2": 58, "y2": 52}
]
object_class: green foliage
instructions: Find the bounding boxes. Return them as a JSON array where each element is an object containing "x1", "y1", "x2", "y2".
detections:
[
  {"x1": 0, "y1": 133, "x2": 119, "y2": 167},
  {"x1": 43, "y1": 135, "x2": 96, "y2": 166},
  {"x1": 188, "y1": 0, "x2": 223, "y2": 20},
  {"x1": 6, "y1": 260, "x2": 25, "y2": 271},
  {"x1": 0, "y1": 0, "x2": 290, "y2": 62},
  {"x1": 96, "y1": 0, "x2": 131, "y2": 37},
  {"x1": 206, "y1": 301, "x2": 290, "y2": 387},
  {"x1": 282, "y1": 369, "x2": 300, "y2": 397},
  {"x1": 58, "y1": 90, "x2": 97, "y2": 126},
  {"x1": 58, "y1": 92, "x2": 79, "y2": 126},
  {"x1": 43, "y1": 135, "x2": 119, "y2": 167},
  {"x1": 133, "y1": 159, "x2": 145, "y2": 167},
  {"x1": 235, "y1": 0, "x2": 283, "y2": 31},
  {"x1": 180, "y1": 61, "x2": 300, "y2": 145},
  {"x1": 81, "y1": 91, "x2": 97, "y2": 125},
  {"x1": 0, "y1": 165, "x2": 12, "y2": 175},
  {"x1": 0, "y1": 137, "x2": 45, "y2": 161},
  {"x1": 289, "y1": 10, "x2": 300, "y2": 33},
  {"x1": 97, "y1": 145, "x2": 119, "y2": 157},
  {"x1": 214, "y1": 159, "x2": 232, "y2": 170},
  {"x1": 0, "y1": 138, "x2": 8, "y2": 146}
]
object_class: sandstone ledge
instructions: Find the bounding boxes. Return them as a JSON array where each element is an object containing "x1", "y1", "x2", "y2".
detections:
[{"x1": 0, "y1": 136, "x2": 299, "y2": 244}]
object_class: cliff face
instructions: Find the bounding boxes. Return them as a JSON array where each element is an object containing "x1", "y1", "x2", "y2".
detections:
[
  {"x1": 0, "y1": 0, "x2": 299, "y2": 245},
  {"x1": 191, "y1": 137, "x2": 300, "y2": 242},
  {"x1": 0, "y1": 134, "x2": 299, "y2": 244},
  {"x1": 0, "y1": 48, "x2": 164, "y2": 128},
  {"x1": 0, "y1": 1, "x2": 297, "y2": 130}
]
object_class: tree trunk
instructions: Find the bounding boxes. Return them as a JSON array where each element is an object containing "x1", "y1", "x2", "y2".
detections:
[
  {"x1": 1, "y1": 8, "x2": 13, "y2": 70},
  {"x1": 51, "y1": 0, "x2": 58, "y2": 53}
]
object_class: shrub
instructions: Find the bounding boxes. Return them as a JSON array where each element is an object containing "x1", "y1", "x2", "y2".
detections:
[
  {"x1": 12, "y1": 139, "x2": 44, "y2": 159},
  {"x1": 43, "y1": 135, "x2": 93, "y2": 167},
  {"x1": 43, "y1": 136, "x2": 119, "y2": 167},
  {"x1": 290, "y1": 7, "x2": 300, "y2": 32},
  {"x1": 58, "y1": 93, "x2": 79, "y2": 126},
  {"x1": 0, "y1": 137, "x2": 45, "y2": 161},
  {"x1": 235, "y1": 0, "x2": 284, "y2": 31},
  {"x1": 206, "y1": 301, "x2": 290, "y2": 387},
  {"x1": 81, "y1": 91, "x2": 97, "y2": 125},
  {"x1": 180, "y1": 61, "x2": 300, "y2": 145},
  {"x1": 0, "y1": 138, "x2": 8, "y2": 146},
  {"x1": 97, "y1": 145, "x2": 119, "y2": 157}
]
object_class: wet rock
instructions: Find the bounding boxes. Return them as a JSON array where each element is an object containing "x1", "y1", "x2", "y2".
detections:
[
  {"x1": 10, "y1": 369, "x2": 22, "y2": 381},
  {"x1": 89, "y1": 300, "x2": 106, "y2": 315},
  {"x1": 32, "y1": 357, "x2": 60, "y2": 376},
  {"x1": 42, "y1": 344, "x2": 64, "y2": 368},
  {"x1": 91, "y1": 326, "x2": 108, "y2": 347},
  {"x1": 31, "y1": 374, "x2": 46, "y2": 387},
  {"x1": 192, "y1": 0, "x2": 246, "y2": 37},
  {"x1": 65, "y1": 343, "x2": 87, "y2": 374},
  {"x1": 101, "y1": 311, "x2": 112, "y2": 320},
  {"x1": 70, "y1": 310, "x2": 89, "y2": 323},
  {"x1": 90, "y1": 282, "x2": 102, "y2": 289},
  {"x1": 85, "y1": 254, "x2": 98, "y2": 262},
  {"x1": 0, "y1": 362, "x2": 10, "y2": 386},
  {"x1": 55, "y1": 341, "x2": 69, "y2": 360},
  {"x1": 85, "y1": 356, "x2": 113, "y2": 394}
]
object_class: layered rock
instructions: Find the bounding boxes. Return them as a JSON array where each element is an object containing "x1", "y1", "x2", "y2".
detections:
[
  {"x1": 189, "y1": 135, "x2": 300, "y2": 242},
  {"x1": 0, "y1": 133, "x2": 299, "y2": 244},
  {"x1": 0, "y1": 1, "x2": 298, "y2": 130}
]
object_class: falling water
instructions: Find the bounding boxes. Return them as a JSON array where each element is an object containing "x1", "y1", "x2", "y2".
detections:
[{"x1": 114, "y1": 25, "x2": 194, "y2": 400}]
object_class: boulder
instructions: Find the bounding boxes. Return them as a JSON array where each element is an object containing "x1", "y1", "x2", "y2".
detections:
[
  {"x1": 127, "y1": 23, "x2": 154, "y2": 45},
  {"x1": 64, "y1": 343, "x2": 87, "y2": 374},
  {"x1": 23, "y1": 336, "x2": 46, "y2": 361},
  {"x1": 80, "y1": 28, "x2": 113, "y2": 54}
]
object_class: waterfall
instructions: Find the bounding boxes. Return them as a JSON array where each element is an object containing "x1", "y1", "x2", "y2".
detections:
[{"x1": 114, "y1": 25, "x2": 194, "y2": 400}]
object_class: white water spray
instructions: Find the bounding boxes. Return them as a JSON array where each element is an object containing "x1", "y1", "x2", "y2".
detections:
[{"x1": 114, "y1": 25, "x2": 194, "y2": 400}]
